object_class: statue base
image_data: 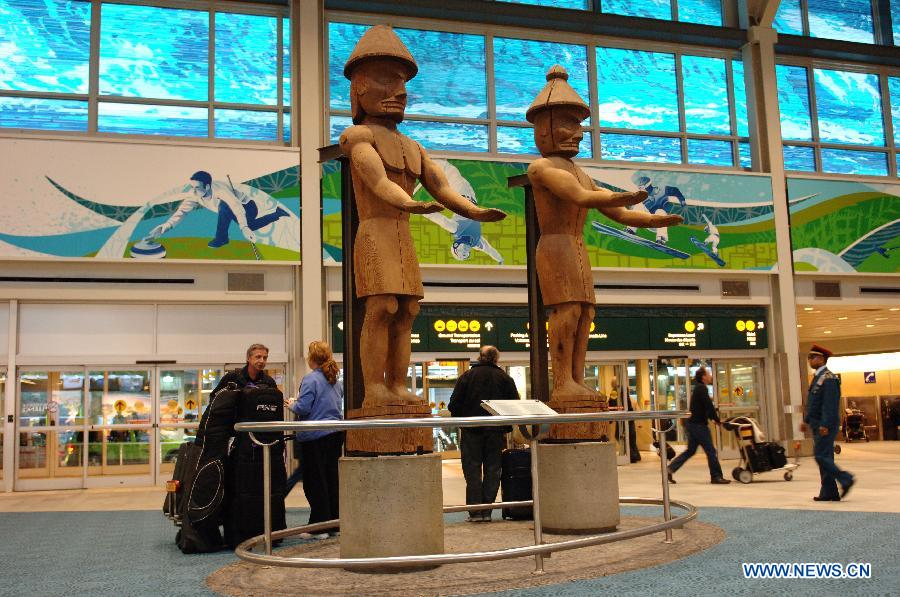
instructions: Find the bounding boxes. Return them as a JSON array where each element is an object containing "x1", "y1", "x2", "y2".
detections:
[
  {"x1": 339, "y1": 453, "x2": 444, "y2": 570},
  {"x1": 345, "y1": 403, "x2": 433, "y2": 456},
  {"x1": 546, "y1": 398, "x2": 609, "y2": 441},
  {"x1": 538, "y1": 441, "x2": 619, "y2": 534}
]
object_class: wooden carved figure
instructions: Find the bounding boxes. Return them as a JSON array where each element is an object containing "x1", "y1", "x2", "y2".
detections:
[
  {"x1": 340, "y1": 25, "x2": 506, "y2": 408},
  {"x1": 526, "y1": 66, "x2": 682, "y2": 404}
]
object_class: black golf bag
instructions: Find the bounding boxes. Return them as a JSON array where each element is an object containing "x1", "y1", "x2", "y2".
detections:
[
  {"x1": 223, "y1": 384, "x2": 288, "y2": 549},
  {"x1": 164, "y1": 384, "x2": 240, "y2": 554}
]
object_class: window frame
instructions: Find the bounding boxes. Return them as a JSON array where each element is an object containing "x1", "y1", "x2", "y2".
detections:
[
  {"x1": 326, "y1": 12, "x2": 748, "y2": 169},
  {"x1": 0, "y1": 0, "x2": 292, "y2": 145},
  {"x1": 776, "y1": 56, "x2": 899, "y2": 178}
]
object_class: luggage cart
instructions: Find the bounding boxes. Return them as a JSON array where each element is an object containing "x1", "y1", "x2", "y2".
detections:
[{"x1": 723, "y1": 417, "x2": 799, "y2": 484}]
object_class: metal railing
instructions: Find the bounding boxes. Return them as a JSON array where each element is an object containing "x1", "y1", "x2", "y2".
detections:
[{"x1": 234, "y1": 409, "x2": 690, "y2": 574}]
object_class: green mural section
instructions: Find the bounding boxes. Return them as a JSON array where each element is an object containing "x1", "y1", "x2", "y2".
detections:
[
  {"x1": 321, "y1": 158, "x2": 778, "y2": 271},
  {"x1": 788, "y1": 179, "x2": 900, "y2": 274}
]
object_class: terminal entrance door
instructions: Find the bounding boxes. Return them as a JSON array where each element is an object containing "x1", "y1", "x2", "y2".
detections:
[
  {"x1": 14, "y1": 365, "x2": 285, "y2": 490},
  {"x1": 712, "y1": 360, "x2": 764, "y2": 460},
  {"x1": 419, "y1": 360, "x2": 468, "y2": 458}
]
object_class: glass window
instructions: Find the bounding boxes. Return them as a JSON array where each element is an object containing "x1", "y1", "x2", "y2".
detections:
[
  {"x1": 215, "y1": 109, "x2": 278, "y2": 141},
  {"x1": 774, "y1": 0, "x2": 804, "y2": 35},
  {"x1": 97, "y1": 103, "x2": 208, "y2": 137},
  {"x1": 732, "y1": 61, "x2": 749, "y2": 138},
  {"x1": 328, "y1": 23, "x2": 487, "y2": 120},
  {"x1": 820, "y1": 148, "x2": 887, "y2": 176},
  {"x1": 497, "y1": 125, "x2": 538, "y2": 155},
  {"x1": 677, "y1": 0, "x2": 723, "y2": 26},
  {"x1": 497, "y1": 0, "x2": 590, "y2": 8},
  {"x1": 783, "y1": 145, "x2": 816, "y2": 171},
  {"x1": 282, "y1": 17, "x2": 291, "y2": 106},
  {"x1": 0, "y1": 0, "x2": 91, "y2": 94},
  {"x1": 329, "y1": 115, "x2": 353, "y2": 143},
  {"x1": 215, "y1": 12, "x2": 278, "y2": 106},
  {"x1": 807, "y1": 0, "x2": 874, "y2": 44},
  {"x1": 395, "y1": 28, "x2": 487, "y2": 119},
  {"x1": 814, "y1": 68, "x2": 884, "y2": 146},
  {"x1": 894, "y1": 2, "x2": 900, "y2": 45},
  {"x1": 597, "y1": 47, "x2": 679, "y2": 133},
  {"x1": 776, "y1": 64, "x2": 813, "y2": 142},
  {"x1": 494, "y1": 37, "x2": 589, "y2": 122},
  {"x1": 399, "y1": 120, "x2": 489, "y2": 152},
  {"x1": 738, "y1": 142, "x2": 751, "y2": 168},
  {"x1": 600, "y1": 133, "x2": 681, "y2": 163},
  {"x1": 682, "y1": 56, "x2": 730, "y2": 135},
  {"x1": 99, "y1": 4, "x2": 208, "y2": 101},
  {"x1": 890, "y1": 78, "x2": 900, "y2": 146},
  {"x1": 0, "y1": 97, "x2": 88, "y2": 131},
  {"x1": 602, "y1": 0, "x2": 671, "y2": 20},
  {"x1": 687, "y1": 139, "x2": 733, "y2": 166}
]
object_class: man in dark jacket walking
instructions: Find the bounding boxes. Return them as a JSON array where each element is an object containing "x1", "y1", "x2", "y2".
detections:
[
  {"x1": 667, "y1": 366, "x2": 731, "y2": 484},
  {"x1": 212, "y1": 343, "x2": 277, "y2": 397},
  {"x1": 449, "y1": 346, "x2": 519, "y2": 522}
]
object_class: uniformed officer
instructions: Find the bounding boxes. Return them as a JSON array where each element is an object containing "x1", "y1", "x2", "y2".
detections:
[{"x1": 800, "y1": 344, "x2": 855, "y2": 501}]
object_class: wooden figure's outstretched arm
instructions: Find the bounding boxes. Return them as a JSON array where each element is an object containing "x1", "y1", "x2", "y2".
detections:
[
  {"x1": 420, "y1": 152, "x2": 505, "y2": 222},
  {"x1": 528, "y1": 159, "x2": 647, "y2": 209},
  {"x1": 598, "y1": 205, "x2": 683, "y2": 228}
]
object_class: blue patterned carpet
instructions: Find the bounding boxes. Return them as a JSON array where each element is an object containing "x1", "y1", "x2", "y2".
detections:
[{"x1": 1, "y1": 506, "x2": 898, "y2": 596}]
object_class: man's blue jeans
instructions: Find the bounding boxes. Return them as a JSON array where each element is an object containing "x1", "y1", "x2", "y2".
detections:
[{"x1": 668, "y1": 421, "x2": 724, "y2": 480}]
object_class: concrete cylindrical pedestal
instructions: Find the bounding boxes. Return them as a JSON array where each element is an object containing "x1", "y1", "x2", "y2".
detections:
[
  {"x1": 538, "y1": 441, "x2": 619, "y2": 534},
  {"x1": 339, "y1": 453, "x2": 444, "y2": 566}
]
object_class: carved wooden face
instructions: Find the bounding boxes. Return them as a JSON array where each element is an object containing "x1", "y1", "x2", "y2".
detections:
[
  {"x1": 534, "y1": 107, "x2": 584, "y2": 158},
  {"x1": 351, "y1": 59, "x2": 409, "y2": 123}
]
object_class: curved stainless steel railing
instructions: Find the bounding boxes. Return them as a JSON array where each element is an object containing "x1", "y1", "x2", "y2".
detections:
[{"x1": 234, "y1": 409, "x2": 688, "y2": 574}]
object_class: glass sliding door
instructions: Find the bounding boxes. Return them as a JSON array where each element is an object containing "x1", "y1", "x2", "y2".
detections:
[
  {"x1": 87, "y1": 369, "x2": 153, "y2": 483},
  {"x1": 713, "y1": 359, "x2": 764, "y2": 459},
  {"x1": 15, "y1": 369, "x2": 86, "y2": 489},
  {"x1": 159, "y1": 368, "x2": 222, "y2": 476}
]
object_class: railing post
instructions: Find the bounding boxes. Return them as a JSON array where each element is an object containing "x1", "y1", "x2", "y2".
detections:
[
  {"x1": 262, "y1": 439, "x2": 273, "y2": 555},
  {"x1": 657, "y1": 421, "x2": 674, "y2": 544},
  {"x1": 529, "y1": 436, "x2": 544, "y2": 574}
]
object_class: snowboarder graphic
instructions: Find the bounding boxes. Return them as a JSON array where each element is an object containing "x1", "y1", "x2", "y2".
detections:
[
  {"x1": 417, "y1": 159, "x2": 504, "y2": 264},
  {"x1": 624, "y1": 174, "x2": 687, "y2": 245},
  {"x1": 700, "y1": 213, "x2": 720, "y2": 256}
]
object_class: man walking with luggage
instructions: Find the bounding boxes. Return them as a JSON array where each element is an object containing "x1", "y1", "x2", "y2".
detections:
[
  {"x1": 449, "y1": 346, "x2": 519, "y2": 522},
  {"x1": 801, "y1": 344, "x2": 855, "y2": 502},
  {"x1": 667, "y1": 367, "x2": 731, "y2": 484}
]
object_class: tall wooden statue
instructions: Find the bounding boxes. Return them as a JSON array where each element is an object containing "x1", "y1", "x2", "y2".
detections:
[
  {"x1": 339, "y1": 26, "x2": 505, "y2": 453},
  {"x1": 526, "y1": 66, "x2": 682, "y2": 438}
]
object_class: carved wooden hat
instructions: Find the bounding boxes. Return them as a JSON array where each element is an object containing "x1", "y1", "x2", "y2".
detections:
[
  {"x1": 525, "y1": 65, "x2": 590, "y2": 123},
  {"x1": 343, "y1": 25, "x2": 418, "y2": 80}
]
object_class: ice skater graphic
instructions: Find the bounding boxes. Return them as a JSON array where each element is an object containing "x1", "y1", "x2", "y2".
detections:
[
  {"x1": 624, "y1": 174, "x2": 687, "y2": 245},
  {"x1": 418, "y1": 160, "x2": 504, "y2": 264},
  {"x1": 146, "y1": 171, "x2": 290, "y2": 249}
]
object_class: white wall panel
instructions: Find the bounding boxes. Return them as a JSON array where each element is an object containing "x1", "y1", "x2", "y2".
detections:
[
  {"x1": 157, "y1": 304, "x2": 286, "y2": 357},
  {"x1": 19, "y1": 304, "x2": 155, "y2": 356},
  {"x1": 0, "y1": 302, "x2": 9, "y2": 359}
]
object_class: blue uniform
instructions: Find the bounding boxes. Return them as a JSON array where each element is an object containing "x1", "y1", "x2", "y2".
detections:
[{"x1": 804, "y1": 367, "x2": 853, "y2": 500}]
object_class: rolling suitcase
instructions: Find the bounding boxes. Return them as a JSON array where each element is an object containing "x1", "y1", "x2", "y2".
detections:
[{"x1": 501, "y1": 448, "x2": 533, "y2": 520}]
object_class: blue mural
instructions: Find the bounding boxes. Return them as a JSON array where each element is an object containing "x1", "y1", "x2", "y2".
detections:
[
  {"x1": 97, "y1": 104, "x2": 208, "y2": 137},
  {"x1": 494, "y1": 37, "x2": 589, "y2": 122},
  {"x1": 600, "y1": 133, "x2": 681, "y2": 164},
  {"x1": 597, "y1": 47, "x2": 679, "y2": 132},
  {"x1": 497, "y1": 0, "x2": 590, "y2": 8},
  {"x1": 776, "y1": 64, "x2": 813, "y2": 142},
  {"x1": 0, "y1": 97, "x2": 88, "y2": 132},
  {"x1": 682, "y1": 55, "x2": 730, "y2": 135},
  {"x1": 0, "y1": 0, "x2": 91, "y2": 94},
  {"x1": 814, "y1": 68, "x2": 883, "y2": 146},
  {"x1": 775, "y1": 0, "x2": 875, "y2": 43},
  {"x1": 99, "y1": 4, "x2": 208, "y2": 101},
  {"x1": 677, "y1": 0, "x2": 722, "y2": 26},
  {"x1": 602, "y1": 0, "x2": 670, "y2": 20},
  {"x1": 215, "y1": 13, "x2": 279, "y2": 105}
]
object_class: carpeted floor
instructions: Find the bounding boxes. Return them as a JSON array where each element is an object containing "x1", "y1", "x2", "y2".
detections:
[{"x1": 1, "y1": 506, "x2": 897, "y2": 596}]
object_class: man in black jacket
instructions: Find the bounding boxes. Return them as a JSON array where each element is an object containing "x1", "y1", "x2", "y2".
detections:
[
  {"x1": 667, "y1": 367, "x2": 731, "y2": 484},
  {"x1": 212, "y1": 343, "x2": 277, "y2": 397},
  {"x1": 448, "y1": 346, "x2": 519, "y2": 522}
]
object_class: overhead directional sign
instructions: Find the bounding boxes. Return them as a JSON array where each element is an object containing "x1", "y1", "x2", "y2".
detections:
[{"x1": 331, "y1": 304, "x2": 766, "y2": 352}]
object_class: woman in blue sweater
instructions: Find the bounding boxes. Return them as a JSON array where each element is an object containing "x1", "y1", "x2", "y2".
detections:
[{"x1": 289, "y1": 341, "x2": 344, "y2": 538}]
